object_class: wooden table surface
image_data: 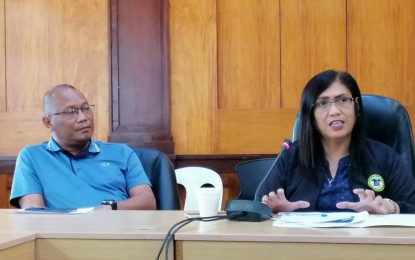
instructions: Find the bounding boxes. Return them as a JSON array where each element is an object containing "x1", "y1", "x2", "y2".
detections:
[{"x1": 1, "y1": 209, "x2": 415, "y2": 260}]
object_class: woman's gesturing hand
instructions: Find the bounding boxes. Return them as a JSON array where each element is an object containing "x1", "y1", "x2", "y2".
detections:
[{"x1": 262, "y1": 188, "x2": 310, "y2": 213}]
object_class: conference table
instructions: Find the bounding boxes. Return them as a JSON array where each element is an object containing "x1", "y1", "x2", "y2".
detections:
[
  {"x1": 1, "y1": 209, "x2": 415, "y2": 260},
  {"x1": 0, "y1": 209, "x2": 184, "y2": 259}
]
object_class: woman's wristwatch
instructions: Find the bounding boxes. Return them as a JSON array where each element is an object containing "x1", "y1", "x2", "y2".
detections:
[
  {"x1": 383, "y1": 198, "x2": 398, "y2": 214},
  {"x1": 101, "y1": 200, "x2": 118, "y2": 210}
]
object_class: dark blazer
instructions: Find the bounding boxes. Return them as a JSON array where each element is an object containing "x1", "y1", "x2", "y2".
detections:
[{"x1": 257, "y1": 140, "x2": 415, "y2": 213}]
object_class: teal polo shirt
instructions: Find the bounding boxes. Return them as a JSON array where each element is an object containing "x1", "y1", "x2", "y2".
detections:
[{"x1": 10, "y1": 138, "x2": 151, "y2": 208}]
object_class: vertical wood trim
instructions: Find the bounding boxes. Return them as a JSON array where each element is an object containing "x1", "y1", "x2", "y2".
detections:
[
  {"x1": 109, "y1": 0, "x2": 173, "y2": 153},
  {"x1": 0, "y1": 0, "x2": 5, "y2": 112},
  {"x1": 110, "y1": 0, "x2": 119, "y2": 130},
  {"x1": 160, "y1": 0, "x2": 171, "y2": 132}
]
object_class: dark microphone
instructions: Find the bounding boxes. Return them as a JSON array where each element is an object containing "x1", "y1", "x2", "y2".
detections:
[
  {"x1": 254, "y1": 139, "x2": 291, "y2": 201},
  {"x1": 225, "y1": 139, "x2": 292, "y2": 222}
]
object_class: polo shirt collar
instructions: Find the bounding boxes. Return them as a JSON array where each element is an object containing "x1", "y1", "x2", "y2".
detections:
[{"x1": 46, "y1": 137, "x2": 101, "y2": 154}]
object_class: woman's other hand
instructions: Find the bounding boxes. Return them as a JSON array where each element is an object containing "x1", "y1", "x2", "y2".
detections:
[{"x1": 336, "y1": 188, "x2": 399, "y2": 214}]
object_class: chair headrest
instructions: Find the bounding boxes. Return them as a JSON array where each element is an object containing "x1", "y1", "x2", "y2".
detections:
[{"x1": 362, "y1": 94, "x2": 411, "y2": 147}]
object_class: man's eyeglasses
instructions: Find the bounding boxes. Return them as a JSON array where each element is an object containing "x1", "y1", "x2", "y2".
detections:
[
  {"x1": 313, "y1": 97, "x2": 355, "y2": 111},
  {"x1": 46, "y1": 105, "x2": 94, "y2": 118}
]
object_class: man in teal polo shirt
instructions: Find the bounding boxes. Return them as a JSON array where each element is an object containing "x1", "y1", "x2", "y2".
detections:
[{"x1": 9, "y1": 84, "x2": 156, "y2": 210}]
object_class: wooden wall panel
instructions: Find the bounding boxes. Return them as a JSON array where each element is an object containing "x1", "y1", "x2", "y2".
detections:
[
  {"x1": 0, "y1": 0, "x2": 415, "y2": 157},
  {"x1": 170, "y1": 0, "x2": 415, "y2": 154},
  {"x1": 0, "y1": 112, "x2": 48, "y2": 155},
  {"x1": 0, "y1": 173, "x2": 12, "y2": 208},
  {"x1": 0, "y1": 0, "x2": 109, "y2": 156},
  {"x1": 1, "y1": 0, "x2": 415, "y2": 206},
  {"x1": 347, "y1": 0, "x2": 415, "y2": 106},
  {"x1": 218, "y1": 108, "x2": 297, "y2": 153},
  {"x1": 218, "y1": 0, "x2": 280, "y2": 109},
  {"x1": 170, "y1": 0, "x2": 218, "y2": 154},
  {"x1": 281, "y1": 0, "x2": 347, "y2": 108}
]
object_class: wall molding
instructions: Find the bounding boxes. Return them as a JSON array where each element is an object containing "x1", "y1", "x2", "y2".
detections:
[{"x1": 0, "y1": 154, "x2": 275, "y2": 174}]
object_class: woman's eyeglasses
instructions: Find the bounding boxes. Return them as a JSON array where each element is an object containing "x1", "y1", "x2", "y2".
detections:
[{"x1": 313, "y1": 97, "x2": 354, "y2": 111}]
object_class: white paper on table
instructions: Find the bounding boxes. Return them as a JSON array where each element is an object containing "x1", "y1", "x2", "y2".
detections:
[
  {"x1": 273, "y1": 211, "x2": 369, "y2": 227},
  {"x1": 16, "y1": 207, "x2": 94, "y2": 215},
  {"x1": 273, "y1": 211, "x2": 415, "y2": 228}
]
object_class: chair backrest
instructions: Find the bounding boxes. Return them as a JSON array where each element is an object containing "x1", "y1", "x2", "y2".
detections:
[
  {"x1": 130, "y1": 147, "x2": 181, "y2": 210},
  {"x1": 291, "y1": 94, "x2": 415, "y2": 177},
  {"x1": 175, "y1": 167, "x2": 223, "y2": 211},
  {"x1": 235, "y1": 158, "x2": 275, "y2": 200}
]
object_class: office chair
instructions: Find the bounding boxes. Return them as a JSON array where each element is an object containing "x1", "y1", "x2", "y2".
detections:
[
  {"x1": 291, "y1": 94, "x2": 415, "y2": 177},
  {"x1": 234, "y1": 158, "x2": 275, "y2": 200},
  {"x1": 175, "y1": 167, "x2": 223, "y2": 211},
  {"x1": 130, "y1": 147, "x2": 181, "y2": 210}
]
